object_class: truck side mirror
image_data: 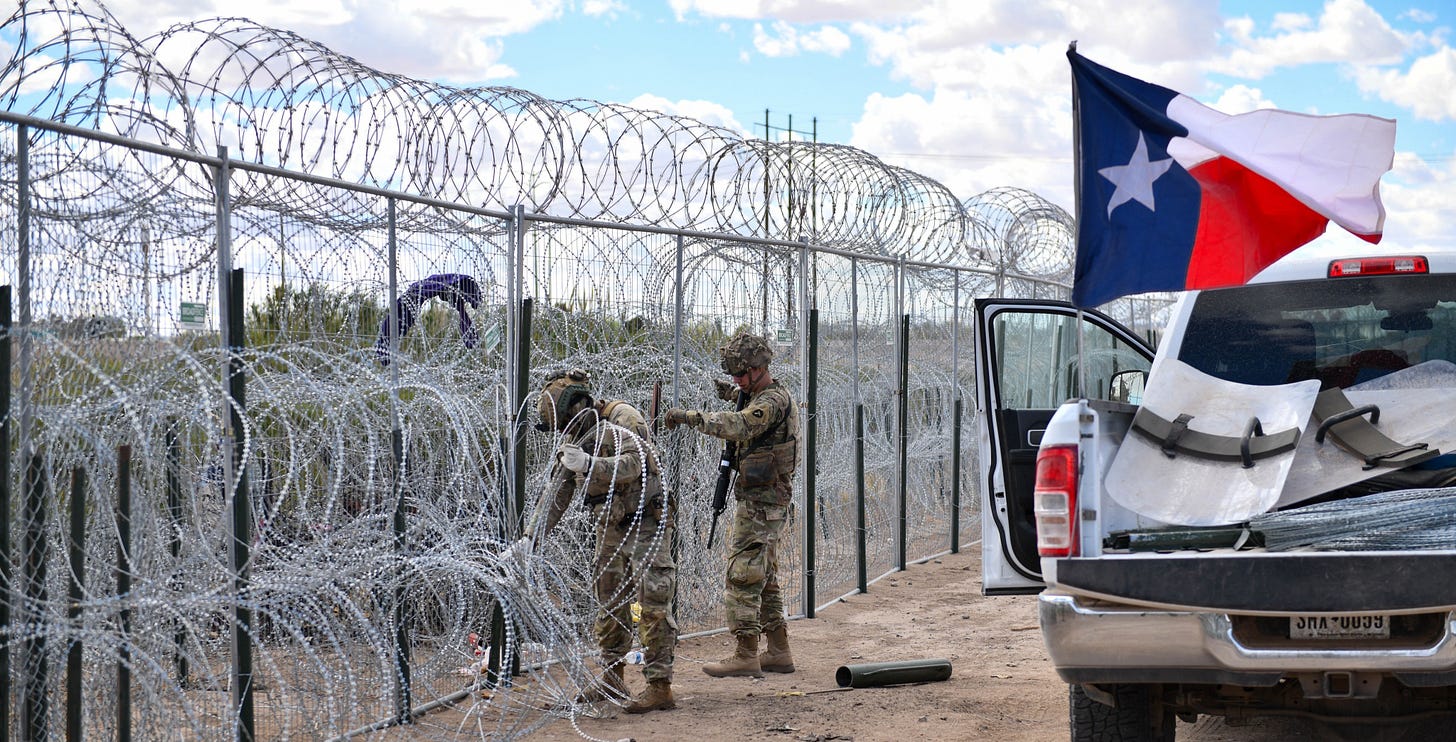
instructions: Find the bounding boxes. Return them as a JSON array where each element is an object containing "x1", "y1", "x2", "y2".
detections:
[{"x1": 1109, "y1": 369, "x2": 1147, "y2": 404}]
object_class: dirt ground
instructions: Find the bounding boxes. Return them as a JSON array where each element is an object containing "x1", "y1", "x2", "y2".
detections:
[{"x1": 397, "y1": 546, "x2": 1448, "y2": 742}]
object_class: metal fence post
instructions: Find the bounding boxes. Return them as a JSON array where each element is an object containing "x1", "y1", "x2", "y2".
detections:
[
  {"x1": 116, "y1": 445, "x2": 132, "y2": 742},
  {"x1": 951, "y1": 271, "x2": 962, "y2": 553},
  {"x1": 798, "y1": 241, "x2": 816, "y2": 618},
  {"x1": 509, "y1": 240, "x2": 532, "y2": 680},
  {"x1": 896, "y1": 257, "x2": 908, "y2": 571},
  {"x1": 216, "y1": 145, "x2": 253, "y2": 739},
  {"x1": 14, "y1": 134, "x2": 34, "y2": 742},
  {"x1": 65, "y1": 467, "x2": 84, "y2": 742},
  {"x1": 22, "y1": 449, "x2": 46, "y2": 742},
  {"x1": 165, "y1": 419, "x2": 188, "y2": 685},
  {"x1": 672, "y1": 234, "x2": 684, "y2": 410},
  {"x1": 16, "y1": 125, "x2": 31, "y2": 476},
  {"x1": 804, "y1": 307, "x2": 818, "y2": 618},
  {"x1": 511, "y1": 205, "x2": 529, "y2": 538},
  {"x1": 386, "y1": 197, "x2": 412, "y2": 722},
  {"x1": 1, "y1": 285, "x2": 10, "y2": 742},
  {"x1": 225, "y1": 266, "x2": 254, "y2": 742},
  {"x1": 851, "y1": 258, "x2": 866, "y2": 593},
  {"x1": 670, "y1": 233, "x2": 684, "y2": 624}
]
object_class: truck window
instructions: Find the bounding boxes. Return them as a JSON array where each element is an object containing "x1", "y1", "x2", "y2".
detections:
[
  {"x1": 1179, "y1": 274, "x2": 1456, "y2": 389},
  {"x1": 991, "y1": 310, "x2": 1152, "y2": 407}
]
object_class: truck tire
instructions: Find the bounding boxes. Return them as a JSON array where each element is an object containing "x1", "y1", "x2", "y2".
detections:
[{"x1": 1069, "y1": 683, "x2": 1175, "y2": 742}]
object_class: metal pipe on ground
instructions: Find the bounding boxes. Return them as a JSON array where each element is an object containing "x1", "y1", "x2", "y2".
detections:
[{"x1": 835, "y1": 658, "x2": 952, "y2": 688}]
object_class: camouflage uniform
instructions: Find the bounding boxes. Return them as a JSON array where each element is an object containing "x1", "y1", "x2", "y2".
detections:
[
  {"x1": 695, "y1": 381, "x2": 799, "y2": 638},
  {"x1": 540, "y1": 399, "x2": 678, "y2": 683}
]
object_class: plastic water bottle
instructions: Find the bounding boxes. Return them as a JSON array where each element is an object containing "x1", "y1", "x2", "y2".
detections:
[{"x1": 626, "y1": 650, "x2": 644, "y2": 665}]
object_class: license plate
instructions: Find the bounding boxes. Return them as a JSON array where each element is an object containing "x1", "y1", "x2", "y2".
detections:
[{"x1": 1289, "y1": 614, "x2": 1390, "y2": 639}]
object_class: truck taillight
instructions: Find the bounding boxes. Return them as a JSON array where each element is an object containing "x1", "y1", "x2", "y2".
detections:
[
  {"x1": 1034, "y1": 444, "x2": 1078, "y2": 557},
  {"x1": 1328, "y1": 256, "x2": 1427, "y2": 277}
]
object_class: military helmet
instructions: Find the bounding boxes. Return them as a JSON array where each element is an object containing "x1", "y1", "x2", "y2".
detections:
[
  {"x1": 537, "y1": 368, "x2": 592, "y2": 432},
  {"x1": 719, "y1": 332, "x2": 773, "y2": 375}
]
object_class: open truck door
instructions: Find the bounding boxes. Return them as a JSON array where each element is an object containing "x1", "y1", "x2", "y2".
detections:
[{"x1": 974, "y1": 298, "x2": 1155, "y2": 594}]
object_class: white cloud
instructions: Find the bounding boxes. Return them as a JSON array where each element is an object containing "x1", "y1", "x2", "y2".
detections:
[
  {"x1": 1401, "y1": 9, "x2": 1437, "y2": 24},
  {"x1": 752, "y1": 20, "x2": 850, "y2": 57},
  {"x1": 671, "y1": 0, "x2": 920, "y2": 23},
  {"x1": 752, "y1": 22, "x2": 796, "y2": 57},
  {"x1": 800, "y1": 25, "x2": 851, "y2": 54},
  {"x1": 1209, "y1": 84, "x2": 1275, "y2": 114},
  {"x1": 582, "y1": 0, "x2": 625, "y2": 17},
  {"x1": 1381, "y1": 151, "x2": 1456, "y2": 250},
  {"x1": 1269, "y1": 11, "x2": 1312, "y2": 34},
  {"x1": 670, "y1": 0, "x2": 762, "y2": 21},
  {"x1": 97, "y1": 0, "x2": 564, "y2": 83},
  {"x1": 1354, "y1": 47, "x2": 1456, "y2": 121},
  {"x1": 831, "y1": 1, "x2": 1220, "y2": 212},
  {"x1": 849, "y1": 82, "x2": 1075, "y2": 210},
  {"x1": 3, "y1": 51, "x2": 95, "y2": 97},
  {"x1": 851, "y1": 1, "x2": 1219, "y2": 93},
  {"x1": 1217, "y1": 0, "x2": 1409, "y2": 78},
  {"x1": 101, "y1": 0, "x2": 345, "y2": 36},
  {"x1": 627, "y1": 93, "x2": 749, "y2": 134}
]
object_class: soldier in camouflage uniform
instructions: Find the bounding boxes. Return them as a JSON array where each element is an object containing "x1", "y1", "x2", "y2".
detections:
[
  {"x1": 530, "y1": 369, "x2": 678, "y2": 713},
  {"x1": 665, "y1": 332, "x2": 798, "y2": 677}
]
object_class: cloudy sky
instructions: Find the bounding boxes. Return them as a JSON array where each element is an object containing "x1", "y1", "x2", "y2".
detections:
[{"x1": 89, "y1": 0, "x2": 1456, "y2": 255}]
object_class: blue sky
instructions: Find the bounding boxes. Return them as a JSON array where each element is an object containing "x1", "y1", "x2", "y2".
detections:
[{"x1": 45, "y1": 0, "x2": 1456, "y2": 254}]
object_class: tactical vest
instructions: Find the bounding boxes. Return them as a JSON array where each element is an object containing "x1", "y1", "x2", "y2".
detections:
[
  {"x1": 578, "y1": 401, "x2": 665, "y2": 526},
  {"x1": 733, "y1": 383, "x2": 798, "y2": 506}
]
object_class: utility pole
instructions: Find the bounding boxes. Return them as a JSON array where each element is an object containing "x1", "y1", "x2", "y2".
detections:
[{"x1": 758, "y1": 110, "x2": 819, "y2": 335}]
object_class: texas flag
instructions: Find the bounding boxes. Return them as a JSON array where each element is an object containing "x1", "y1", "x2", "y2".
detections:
[{"x1": 1068, "y1": 49, "x2": 1396, "y2": 308}]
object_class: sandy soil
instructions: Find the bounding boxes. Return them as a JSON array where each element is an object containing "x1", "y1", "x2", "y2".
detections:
[{"x1": 395, "y1": 546, "x2": 1447, "y2": 742}]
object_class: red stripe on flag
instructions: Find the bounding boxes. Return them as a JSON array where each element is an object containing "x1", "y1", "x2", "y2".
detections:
[{"x1": 1183, "y1": 157, "x2": 1330, "y2": 289}]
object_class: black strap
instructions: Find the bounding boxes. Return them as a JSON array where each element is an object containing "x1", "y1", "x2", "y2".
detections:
[
  {"x1": 1159, "y1": 413, "x2": 1193, "y2": 458},
  {"x1": 1131, "y1": 407, "x2": 1300, "y2": 466},
  {"x1": 1311, "y1": 388, "x2": 1439, "y2": 470}
]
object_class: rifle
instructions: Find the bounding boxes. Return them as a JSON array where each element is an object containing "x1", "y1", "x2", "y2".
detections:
[
  {"x1": 649, "y1": 380, "x2": 662, "y2": 436},
  {"x1": 707, "y1": 390, "x2": 749, "y2": 549}
]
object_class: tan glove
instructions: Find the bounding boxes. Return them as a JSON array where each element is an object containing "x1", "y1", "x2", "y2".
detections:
[
  {"x1": 664, "y1": 408, "x2": 702, "y2": 430},
  {"x1": 713, "y1": 379, "x2": 738, "y2": 402},
  {"x1": 556, "y1": 442, "x2": 592, "y2": 473}
]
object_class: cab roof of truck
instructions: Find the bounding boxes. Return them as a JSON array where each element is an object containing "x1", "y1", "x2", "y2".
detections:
[{"x1": 1250, "y1": 244, "x2": 1456, "y2": 285}]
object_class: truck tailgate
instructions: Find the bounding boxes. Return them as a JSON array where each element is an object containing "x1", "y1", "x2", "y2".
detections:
[{"x1": 1051, "y1": 550, "x2": 1456, "y2": 613}]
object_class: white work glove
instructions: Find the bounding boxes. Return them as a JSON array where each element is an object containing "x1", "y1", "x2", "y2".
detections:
[{"x1": 557, "y1": 442, "x2": 592, "y2": 473}]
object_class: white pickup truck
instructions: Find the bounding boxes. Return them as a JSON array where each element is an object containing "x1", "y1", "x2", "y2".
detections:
[{"x1": 975, "y1": 248, "x2": 1456, "y2": 740}]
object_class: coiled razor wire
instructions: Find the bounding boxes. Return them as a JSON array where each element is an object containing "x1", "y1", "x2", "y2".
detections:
[
  {"x1": 0, "y1": 2, "x2": 1180, "y2": 740},
  {"x1": 0, "y1": 0, "x2": 1082, "y2": 276},
  {"x1": 1251, "y1": 487, "x2": 1456, "y2": 551}
]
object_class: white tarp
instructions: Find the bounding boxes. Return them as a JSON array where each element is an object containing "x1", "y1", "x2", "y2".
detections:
[
  {"x1": 1278, "y1": 361, "x2": 1456, "y2": 508},
  {"x1": 1105, "y1": 359, "x2": 1320, "y2": 525}
]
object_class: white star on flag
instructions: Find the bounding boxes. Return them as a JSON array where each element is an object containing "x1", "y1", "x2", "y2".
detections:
[{"x1": 1098, "y1": 133, "x2": 1173, "y2": 217}]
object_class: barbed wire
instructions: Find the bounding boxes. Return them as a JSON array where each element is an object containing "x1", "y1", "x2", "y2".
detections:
[
  {"x1": 0, "y1": 0, "x2": 1074, "y2": 279},
  {"x1": 0, "y1": 2, "x2": 1132, "y2": 739}
]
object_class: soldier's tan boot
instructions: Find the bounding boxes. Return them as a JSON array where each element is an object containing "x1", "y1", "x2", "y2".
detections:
[
  {"x1": 625, "y1": 679, "x2": 676, "y2": 713},
  {"x1": 702, "y1": 634, "x2": 763, "y2": 678},
  {"x1": 576, "y1": 664, "x2": 629, "y2": 703},
  {"x1": 759, "y1": 625, "x2": 795, "y2": 673}
]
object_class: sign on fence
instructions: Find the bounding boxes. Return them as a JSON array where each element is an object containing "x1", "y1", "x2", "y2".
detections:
[{"x1": 179, "y1": 301, "x2": 207, "y2": 330}]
